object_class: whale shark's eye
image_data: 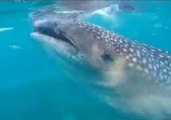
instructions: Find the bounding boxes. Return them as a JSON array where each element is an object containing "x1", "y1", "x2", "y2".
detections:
[{"x1": 101, "y1": 53, "x2": 113, "y2": 62}]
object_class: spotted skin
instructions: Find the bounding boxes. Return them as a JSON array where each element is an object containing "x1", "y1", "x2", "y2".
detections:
[
  {"x1": 32, "y1": 19, "x2": 171, "y2": 119},
  {"x1": 76, "y1": 22, "x2": 171, "y2": 85}
]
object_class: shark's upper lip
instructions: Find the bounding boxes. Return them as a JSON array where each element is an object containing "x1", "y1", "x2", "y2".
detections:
[{"x1": 34, "y1": 25, "x2": 79, "y2": 54}]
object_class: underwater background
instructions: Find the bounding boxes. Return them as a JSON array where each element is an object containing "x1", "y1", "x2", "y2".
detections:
[{"x1": 0, "y1": 1, "x2": 171, "y2": 120}]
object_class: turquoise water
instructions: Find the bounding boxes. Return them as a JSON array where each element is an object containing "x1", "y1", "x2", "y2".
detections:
[{"x1": 0, "y1": 1, "x2": 171, "y2": 120}]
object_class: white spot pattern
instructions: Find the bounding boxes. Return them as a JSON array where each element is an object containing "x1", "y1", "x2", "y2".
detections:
[{"x1": 77, "y1": 22, "x2": 171, "y2": 85}]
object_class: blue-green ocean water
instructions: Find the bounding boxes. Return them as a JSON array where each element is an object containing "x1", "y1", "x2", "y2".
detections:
[{"x1": 0, "y1": 1, "x2": 171, "y2": 120}]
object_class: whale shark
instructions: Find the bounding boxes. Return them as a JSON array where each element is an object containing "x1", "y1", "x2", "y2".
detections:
[{"x1": 31, "y1": 19, "x2": 171, "y2": 120}]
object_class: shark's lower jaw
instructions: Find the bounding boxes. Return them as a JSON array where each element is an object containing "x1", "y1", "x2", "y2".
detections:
[{"x1": 31, "y1": 32, "x2": 77, "y2": 57}]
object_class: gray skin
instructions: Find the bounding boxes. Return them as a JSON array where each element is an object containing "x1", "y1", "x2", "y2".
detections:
[{"x1": 31, "y1": 19, "x2": 171, "y2": 120}]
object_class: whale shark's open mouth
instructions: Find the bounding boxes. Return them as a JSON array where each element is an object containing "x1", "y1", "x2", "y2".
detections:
[{"x1": 31, "y1": 20, "x2": 79, "y2": 55}]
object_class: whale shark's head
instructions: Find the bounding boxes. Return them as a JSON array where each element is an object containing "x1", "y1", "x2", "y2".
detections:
[{"x1": 31, "y1": 19, "x2": 114, "y2": 68}]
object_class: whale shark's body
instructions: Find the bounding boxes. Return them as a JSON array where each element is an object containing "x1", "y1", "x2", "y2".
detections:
[{"x1": 31, "y1": 19, "x2": 171, "y2": 120}]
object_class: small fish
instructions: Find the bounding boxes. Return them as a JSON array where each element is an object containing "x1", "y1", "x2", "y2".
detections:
[
  {"x1": 9, "y1": 45, "x2": 23, "y2": 50},
  {"x1": 0, "y1": 27, "x2": 14, "y2": 32}
]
